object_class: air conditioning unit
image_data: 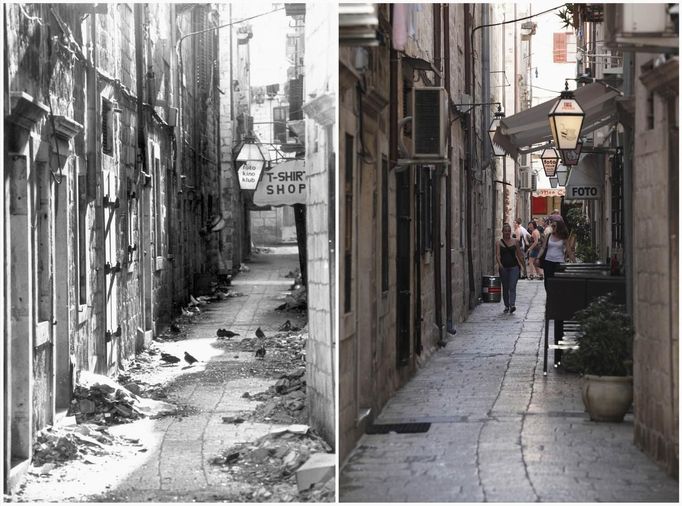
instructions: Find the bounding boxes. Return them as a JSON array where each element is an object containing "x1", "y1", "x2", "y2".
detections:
[
  {"x1": 604, "y1": 3, "x2": 678, "y2": 52},
  {"x1": 412, "y1": 87, "x2": 448, "y2": 158}
]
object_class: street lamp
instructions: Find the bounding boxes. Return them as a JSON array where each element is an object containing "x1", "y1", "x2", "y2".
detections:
[
  {"x1": 560, "y1": 140, "x2": 583, "y2": 166},
  {"x1": 236, "y1": 140, "x2": 270, "y2": 190},
  {"x1": 540, "y1": 147, "x2": 560, "y2": 177},
  {"x1": 556, "y1": 164, "x2": 569, "y2": 186},
  {"x1": 488, "y1": 105, "x2": 506, "y2": 157},
  {"x1": 548, "y1": 81, "x2": 585, "y2": 151},
  {"x1": 549, "y1": 176, "x2": 559, "y2": 188}
]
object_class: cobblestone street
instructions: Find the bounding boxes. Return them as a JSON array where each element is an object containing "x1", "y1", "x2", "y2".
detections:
[
  {"x1": 340, "y1": 279, "x2": 679, "y2": 502},
  {"x1": 10, "y1": 247, "x2": 332, "y2": 502}
]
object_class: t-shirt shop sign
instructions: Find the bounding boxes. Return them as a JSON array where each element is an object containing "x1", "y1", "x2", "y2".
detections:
[{"x1": 253, "y1": 159, "x2": 306, "y2": 206}]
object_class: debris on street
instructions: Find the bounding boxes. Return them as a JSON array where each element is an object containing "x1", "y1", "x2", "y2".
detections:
[
  {"x1": 30, "y1": 421, "x2": 133, "y2": 470},
  {"x1": 210, "y1": 425, "x2": 334, "y2": 502},
  {"x1": 68, "y1": 371, "x2": 176, "y2": 425}
]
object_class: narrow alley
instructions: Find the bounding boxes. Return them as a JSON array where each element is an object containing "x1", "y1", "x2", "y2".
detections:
[
  {"x1": 339, "y1": 280, "x2": 678, "y2": 502},
  {"x1": 10, "y1": 248, "x2": 333, "y2": 503}
]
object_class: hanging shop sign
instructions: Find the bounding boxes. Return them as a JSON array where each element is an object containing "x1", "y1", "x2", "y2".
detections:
[
  {"x1": 238, "y1": 160, "x2": 265, "y2": 190},
  {"x1": 533, "y1": 188, "x2": 565, "y2": 198},
  {"x1": 253, "y1": 159, "x2": 306, "y2": 206},
  {"x1": 565, "y1": 154, "x2": 602, "y2": 201}
]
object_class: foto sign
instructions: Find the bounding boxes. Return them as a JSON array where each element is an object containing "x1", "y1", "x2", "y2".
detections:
[
  {"x1": 566, "y1": 185, "x2": 600, "y2": 200},
  {"x1": 253, "y1": 159, "x2": 306, "y2": 206},
  {"x1": 238, "y1": 161, "x2": 264, "y2": 190}
]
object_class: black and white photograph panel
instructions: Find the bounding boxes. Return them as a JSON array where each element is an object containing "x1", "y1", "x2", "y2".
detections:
[
  {"x1": 3, "y1": 2, "x2": 336, "y2": 502},
  {"x1": 339, "y1": 3, "x2": 678, "y2": 502}
]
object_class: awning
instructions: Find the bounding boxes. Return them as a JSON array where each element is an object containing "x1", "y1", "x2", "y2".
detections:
[{"x1": 493, "y1": 82, "x2": 620, "y2": 159}]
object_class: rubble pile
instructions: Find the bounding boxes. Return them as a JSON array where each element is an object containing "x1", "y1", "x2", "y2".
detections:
[
  {"x1": 248, "y1": 367, "x2": 308, "y2": 424},
  {"x1": 31, "y1": 423, "x2": 123, "y2": 468},
  {"x1": 276, "y1": 285, "x2": 307, "y2": 312},
  {"x1": 210, "y1": 426, "x2": 333, "y2": 502},
  {"x1": 68, "y1": 372, "x2": 176, "y2": 425},
  {"x1": 239, "y1": 331, "x2": 307, "y2": 360}
]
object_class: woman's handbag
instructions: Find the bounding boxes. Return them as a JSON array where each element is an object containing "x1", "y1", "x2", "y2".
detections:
[{"x1": 535, "y1": 246, "x2": 547, "y2": 269}]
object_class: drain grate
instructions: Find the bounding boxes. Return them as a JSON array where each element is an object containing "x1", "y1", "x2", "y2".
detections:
[{"x1": 365, "y1": 422, "x2": 431, "y2": 434}]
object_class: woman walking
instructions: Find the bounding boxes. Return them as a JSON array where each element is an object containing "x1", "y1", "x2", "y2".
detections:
[
  {"x1": 496, "y1": 223, "x2": 526, "y2": 314},
  {"x1": 525, "y1": 221, "x2": 544, "y2": 280},
  {"x1": 535, "y1": 217, "x2": 574, "y2": 289}
]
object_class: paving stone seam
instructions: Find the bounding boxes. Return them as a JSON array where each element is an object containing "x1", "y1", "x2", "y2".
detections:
[{"x1": 516, "y1": 283, "x2": 543, "y2": 502}]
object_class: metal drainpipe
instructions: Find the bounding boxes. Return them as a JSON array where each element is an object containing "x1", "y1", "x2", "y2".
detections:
[
  {"x1": 481, "y1": 5, "x2": 493, "y2": 268},
  {"x1": 622, "y1": 51, "x2": 634, "y2": 316}
]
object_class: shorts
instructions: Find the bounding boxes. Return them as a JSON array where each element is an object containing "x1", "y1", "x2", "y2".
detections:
[{"x1": 530, "y1": 250, "x2": 539, "y2": 258}]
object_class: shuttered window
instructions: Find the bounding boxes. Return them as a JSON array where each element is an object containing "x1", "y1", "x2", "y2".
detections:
[{"x1": 553, "y1": 32, "x2": 576, "y2": 63}]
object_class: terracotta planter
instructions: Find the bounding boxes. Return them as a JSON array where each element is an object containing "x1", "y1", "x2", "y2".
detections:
[{"x1": 582, "y1": 375, "x2": 633, "y2": 422}]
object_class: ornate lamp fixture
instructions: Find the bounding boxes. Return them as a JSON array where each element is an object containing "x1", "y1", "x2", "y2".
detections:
[
  {"x1": 488, "y1": 105, "x2": 506, "y2": 157},
  {"x1": 236, "y1": 140, "x2": 270, "y2": 190},
  {"x1": 540, "y1": 147, "x2": 560, "y2": 177},
  {"x1": 549, "y1": 176, "x2": 559, "y2": 188},
  {"x1": 556, "y1": 164, "x2": 569, "y2": 186},
  {"x1": 561, "y1": 140, "x2": 583, "y2": 166},
  {"x1": 548, "y1": 82, "x2": 585, "y2": 151}
]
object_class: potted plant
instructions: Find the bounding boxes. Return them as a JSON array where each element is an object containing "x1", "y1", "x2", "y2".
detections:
[{"x1": 573, "y1": 293, "x2": 634, "y2": 422}]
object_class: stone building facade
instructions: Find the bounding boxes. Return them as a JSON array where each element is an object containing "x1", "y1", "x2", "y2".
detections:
[
  {"x1": 339, "y1": 4, "x2": 494, "y2": 462},
  {"x1": 3, "y1": 3, "x2": 241, "y2": 489},
  {"x1": 631, "y1": 50, "x2": 678, "y2": 476},
  {"x1": 300, "y1": 1, "x2": 337, "y2": 448}
]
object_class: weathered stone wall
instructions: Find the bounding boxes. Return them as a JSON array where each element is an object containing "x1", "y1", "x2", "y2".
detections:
[
  {"x1": 632, "y1": 52, "x2": 678, "y2": 476},
  {"x1": 303, "y1": 1, "x2": 336, "y2": 448},
  {"x1": 4, "y1": 4, "x2": 231, "y2": 462}
]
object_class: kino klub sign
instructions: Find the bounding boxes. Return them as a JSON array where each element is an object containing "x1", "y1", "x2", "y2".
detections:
[{"x1": 253, "y1": 159, "x2": 306, "y2": 206}]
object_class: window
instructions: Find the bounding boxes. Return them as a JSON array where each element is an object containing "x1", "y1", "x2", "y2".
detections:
[
  {"x1": 553, "y1": 32, "x2": 576, "y2": 63},
  {"x1": 344, "y1": 134, "x2": 354, "y2": 313},
  {"x1": 381, "y1": 157, "x2": 389, "y2": 292},
  {"x1": 273, "y1": 106, "x2": 288, "y2": 144},
  {"x1": 153, "y1": 150, "x2": 162, "y2": 256},
  {"x1": 102, "y1": 98, "x2": 113, "y2": 156}
]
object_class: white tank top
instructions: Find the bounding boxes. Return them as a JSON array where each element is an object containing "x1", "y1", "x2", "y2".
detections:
[{"x1": 545, "y1": 235, "x2": 565, "y2": 262}]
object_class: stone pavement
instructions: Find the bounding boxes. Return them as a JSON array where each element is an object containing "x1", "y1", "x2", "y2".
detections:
[
  {"x1": 12, "y1": 246, "x2": 307, "y2": 502},
  {"x1": 339, "y1": 279, "x2": 679, "y2": 502}
]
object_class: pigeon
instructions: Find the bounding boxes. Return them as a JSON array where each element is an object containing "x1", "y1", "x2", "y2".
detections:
[
  {"x1": 255, "y1": 327, "x2": 266, "y2": 339},
  {"x1": 160, "y1": 352, "x2": 181, "y2": 364},
  {"x1": 255, "y1": 345, "x2": 266, "y2": 359},
  {"x1": 278, "y1": 320, "x2": 292, "y2": 332},
  {"x1": 170, "y1": 323, "x2": 181, "y2": 334},
  {"x1": 216, "y1": 329, "x2": 240, "y2": 338},
  {"x1": 184, "y1": 351, "x2": 198, "y2": 365},
  {"x1": 274, "y1": 302, "x2": 287, "y2": 311}
]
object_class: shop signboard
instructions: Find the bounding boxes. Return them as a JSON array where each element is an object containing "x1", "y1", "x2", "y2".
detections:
[{"x1": 253, "y1": 159, "x2": 306, "y2": 206}]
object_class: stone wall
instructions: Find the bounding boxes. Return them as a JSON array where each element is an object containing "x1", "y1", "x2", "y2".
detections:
[
  {"x1": 303, "y1": 1, "x2": 336, "y2": 448},
  {"x1": 632, "y1": 52, "x2": 679, "y2": 476}
]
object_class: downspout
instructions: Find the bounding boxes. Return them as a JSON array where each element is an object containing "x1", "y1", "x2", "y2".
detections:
[
  {"x1": 465, "y1": 4, "x2": 476, "y2": 309},
  {"x1": 622, "y1": 51, "x2": 633, "y2": 316},
  {"x1": 481, "y1": 5, "x2": 494, "y2": 270},
  {"x1": 443, "y1": 4, "x2": 453, "y2": 330},
  {"x1": 433, "y1": 3, "x2": 443, "y2": 340}
]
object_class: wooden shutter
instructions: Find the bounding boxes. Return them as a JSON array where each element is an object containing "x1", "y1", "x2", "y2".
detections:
[{"x1": 553, "y1": 32, "x2": 567, "y2": 63}]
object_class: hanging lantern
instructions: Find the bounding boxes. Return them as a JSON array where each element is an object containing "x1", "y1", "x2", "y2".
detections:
[
  {"x1": 560, "y1": 140, "x2": 583, "y2": 166},
  {"x1": 549, "y1": 176, "x2": 559, "y2": 188},
  {"x1": 548, "y1": 82, "x2": 585, "y2": 151},
  {"x1": 540, "y1": 147, "x2": 560, "y2": 177},
  {"x1": 556, "y1": 165, "x2": 569, "y2": 186},
  {"x1": 236, "y1": 141, "x2": 270, "y2": 190},
  {"x1": 488, "y1": 105, "x2": 506, "y2": 157}
]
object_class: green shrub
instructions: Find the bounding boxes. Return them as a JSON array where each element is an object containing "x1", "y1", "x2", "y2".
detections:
[{"x1": 573, "y1": 293, "x2": 634, "y2": 376}]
